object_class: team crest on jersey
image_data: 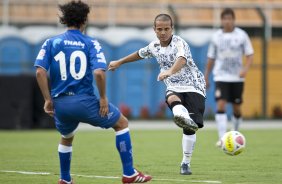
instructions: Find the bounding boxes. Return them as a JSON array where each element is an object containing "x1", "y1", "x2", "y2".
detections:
[
  {"x1": 36, "y1": 49, "x2": 46, "y2": 60},
  {"x1": 52, "y1": 38, "x2": 62, "y2": 48}
]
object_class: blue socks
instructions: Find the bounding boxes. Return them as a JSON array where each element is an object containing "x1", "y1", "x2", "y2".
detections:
[
  {"x1": 58, "y1": 144, "x2": 72, "y2": 182},
  {"x1": 116, "y1": 128, "x2": 135, "y2": 176},
  {"x1": 58, "y1": 128, "x2": 134, "y2": 180}
]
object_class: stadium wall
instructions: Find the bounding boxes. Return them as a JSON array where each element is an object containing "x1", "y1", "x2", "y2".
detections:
[{"x1": 0, "y1": 26, "x2": 281, "y2": 128}]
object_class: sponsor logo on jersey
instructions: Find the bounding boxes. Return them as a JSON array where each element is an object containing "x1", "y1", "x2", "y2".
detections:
[{"x1": 64, "y1": 40, "x2": 85, "y2": 48}]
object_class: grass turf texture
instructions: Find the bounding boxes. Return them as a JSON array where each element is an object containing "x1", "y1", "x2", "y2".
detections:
[{"x1": 0, "y1": 128, "x2": 281, "y2": 184}]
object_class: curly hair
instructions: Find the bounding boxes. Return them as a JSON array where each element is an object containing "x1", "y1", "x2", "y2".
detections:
[{"x1": 59, "y1": 0, "x2": 90, "y2": 28}]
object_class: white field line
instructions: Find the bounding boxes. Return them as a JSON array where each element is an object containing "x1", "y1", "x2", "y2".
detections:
[
  {"x1": 72, "y1": 173, "x2": 119, "y2": 179},
  {"x1": 1, "y1": 170, "x2": 50, "y2": 175},
  {"x1": 78, "y1": 120, "x2": 282, "y2": 131},
  {"x1": 0, "y1": 170, "x2": 222, "y2": 183}
]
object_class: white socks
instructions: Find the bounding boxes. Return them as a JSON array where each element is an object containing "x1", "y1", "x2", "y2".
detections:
[
  {"x1": 172, "y1": 104, "x2": 190, "y2": 119},
  {"x1": 215, "y1": 113, "x2": 227, "y2": 140},
  {"x1": 181, "y1": 134, "x2": 196, "y2": 165}
]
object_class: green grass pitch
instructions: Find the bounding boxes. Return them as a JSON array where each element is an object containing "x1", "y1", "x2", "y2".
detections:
[{"x1": 0, "y1": 128, "x2": 282, "y2": 184}]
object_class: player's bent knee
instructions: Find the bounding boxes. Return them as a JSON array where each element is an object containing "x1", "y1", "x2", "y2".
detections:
[
  {"x1": 112, "y1": 114, "x2": 128, "y2": 131},
  {"x1": 60, "y1": 135, "x2": 74, "y2": 146},
  {"x1": 62, "y1": 132, "x2": 75, "y2": 139},
  {"x1": 167, "y1": 95, "x2": 181, "y2": 104}
]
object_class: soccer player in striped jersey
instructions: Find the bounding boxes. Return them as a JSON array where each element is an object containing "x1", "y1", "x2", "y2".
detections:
[
  {"x1": 109, "y1": 14, "x2": 206, "y2": 175},
  {"x1": 34, "y1": 1, "x2": 151, "y2": 183},
  {"x1": 205, "y1": 8, "x2": 254, "y2": 147}
]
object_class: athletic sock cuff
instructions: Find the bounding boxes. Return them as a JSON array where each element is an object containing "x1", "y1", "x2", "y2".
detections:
[
  {"x1": 58, "y1": 144, "x2": 72, "y2": 153},
  {"x1": 170, "y1": 101, "x2": 182, "y2": 109},
  {"x1": 116, "y1": 127, "x2": 130, "y2": 136}
]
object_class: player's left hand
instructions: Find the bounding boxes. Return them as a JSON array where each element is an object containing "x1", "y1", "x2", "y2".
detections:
[
  {"x1": 99, "y1": 97, "x2": 109, "y2": 117},
  {"x1": 158, "y1": 70, "x2": 171, "y2": 81}
]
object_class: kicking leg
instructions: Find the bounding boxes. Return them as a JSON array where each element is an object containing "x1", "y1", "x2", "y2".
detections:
[{"x1": 167, "y1": 94, "x2": 198, "y2": 131}]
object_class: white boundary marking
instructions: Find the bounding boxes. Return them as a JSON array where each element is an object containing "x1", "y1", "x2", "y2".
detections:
[
  {"x1": 0, "y1": 170, "x2": 222, "y2": 183},
  {"x1": 72, "y1": 173, "x2": 119, "y2": 179},
  {"x1": 1, "y1": 170, "x2": 50, "y2": 175},
  {"x1": 78, "y1": 120, "x2": 282, "y2": 131}
]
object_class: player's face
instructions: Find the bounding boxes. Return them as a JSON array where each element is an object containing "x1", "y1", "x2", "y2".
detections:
[
  {"x1": 154, "y1": 20, "x2": 173, "y2": 46},
  {"x1": 221, "y1": 14, "x2": 235, "y2": 32}
]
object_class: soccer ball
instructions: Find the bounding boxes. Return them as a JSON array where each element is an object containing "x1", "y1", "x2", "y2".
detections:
[{"x1": 220, "y1": 131, "x2": 246, "y2": 156}]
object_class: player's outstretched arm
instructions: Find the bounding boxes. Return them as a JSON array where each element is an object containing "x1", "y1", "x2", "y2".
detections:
[{"x1": 108, "y1": 51, "x2": 142, "y2": 71}]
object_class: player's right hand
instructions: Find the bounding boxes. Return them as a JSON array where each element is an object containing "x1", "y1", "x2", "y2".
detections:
[
  {"x1": 44, "y1": 99, "x2": 54, "y2": 117},
  {"x1": 108, "y1": 60, "x2": 121, "y2": 71},
  {"x1": 99, "y1": 97, "x2": 109, "y2": 117}
]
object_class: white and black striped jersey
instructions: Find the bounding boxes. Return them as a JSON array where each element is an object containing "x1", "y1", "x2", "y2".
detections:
[
  {"x1": 138, "y1": 35, "x2": 206, "y2": 97},
  {"x1": 207, "y1": 27, "x2": 254, "y2": 82}
]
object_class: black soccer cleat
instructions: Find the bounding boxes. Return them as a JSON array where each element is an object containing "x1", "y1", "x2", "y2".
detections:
[
  {"x1": 180, "y1": 163, "x2": 192, "y2": 175},
  {"x1": 173, "y1": 116, "x2": 198, "y2": 132}
]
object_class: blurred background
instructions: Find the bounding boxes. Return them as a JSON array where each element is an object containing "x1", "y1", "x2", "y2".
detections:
[{"x1": 0, "y1": 0, "x2": 281, "y2": 129}]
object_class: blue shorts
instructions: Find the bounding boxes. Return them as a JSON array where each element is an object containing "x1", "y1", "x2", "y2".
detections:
[{"x1": 53, "y1": 94, "x2": 121, "y2": 136}]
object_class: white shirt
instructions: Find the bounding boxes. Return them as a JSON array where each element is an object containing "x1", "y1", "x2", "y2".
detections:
[
  {"x1": 138, "y1": 35, "x2": 206, "y2": 97},
  {"x1": 207, "y1": 27, "x2": 254, "y2": 82}
]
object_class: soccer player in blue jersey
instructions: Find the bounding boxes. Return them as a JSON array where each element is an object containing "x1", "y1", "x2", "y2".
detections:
[{"x1": 34, "y1": 1, "x2": 152, "y2": 184}]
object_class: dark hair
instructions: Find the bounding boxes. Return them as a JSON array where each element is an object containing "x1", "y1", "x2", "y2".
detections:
[
  {"x1": 221, "y1": 8, "x2": 235, "y2": 19},
  {"x1": 59, "y1": 0, "x2": 90, "y2": 28},
  {"x1": 154, "y1": 14, "x2": 173, "y2": 27}
]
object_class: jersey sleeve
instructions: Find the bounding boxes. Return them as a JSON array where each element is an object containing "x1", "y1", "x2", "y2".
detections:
[
  {"x1": 138, "y1": 43, "x2": 153, "y2": 59},
  {"x1": 34, "y1": 39, "x2": 51, "y2": 71},
  {"x1": 89, "y1": 39, "x2": 107, "y2": 71},
  {"x1": 243, "y1": 33, "x2": 254, "y2": 56},
  {"x1": 175, "y1": 39, "x2": 193, "y2": 63}
]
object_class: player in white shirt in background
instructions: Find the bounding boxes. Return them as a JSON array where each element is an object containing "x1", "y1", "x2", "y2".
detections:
[
  {"x1": 204, "y1": 8, "x2": 254, "y2": 147},
  {"x1": 109, "y1": 14, "x2": 206, "y2": 175}
]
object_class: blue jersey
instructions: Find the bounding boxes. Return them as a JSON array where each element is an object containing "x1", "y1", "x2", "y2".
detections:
[{"x1": 34, "y1": 30, "x2": 107, "y2": 97}]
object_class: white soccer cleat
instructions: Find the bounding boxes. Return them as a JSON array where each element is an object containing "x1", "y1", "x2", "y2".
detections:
[{"x1": 173, "y1": 115, "x2": 198, "y2": 131}]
